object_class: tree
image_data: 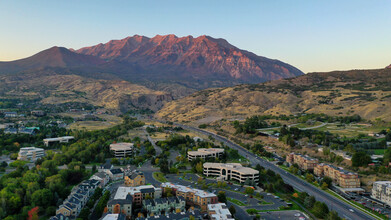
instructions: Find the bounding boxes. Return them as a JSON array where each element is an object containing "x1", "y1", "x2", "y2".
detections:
[
  {"x1": 325, "y1": 211, "x2": 342, "y2": 220},
  {"x1": 312, "y1": 201, "x2": 329, "y2": 218},
  {"x1": 305, "y1": 173, "x2": 315, "y2": 183},
  {"x1": 217, "y1": 191, "x2": 227, "y2": 203},
  {"x1": 229, "y1": 205, "x2": 236, "y2": 216},
  {"x1": 195, "y1": 162, "x2": 203, "y2": 174},
  {"x1": 352, "y1": 151, "x2": 372, "y2": 167},
  {"x1": 304, "y1": 196, "x2": 315, "y2": 209},
  {"x1": 321, "y1": 182, "x2": 329, "y2": 190},
  {"x1": 28, "y1": 207, "x2": 39, "y2": 220},
  {"x1": 245, "y1": 187, "x2": 255, "y2": 195}
]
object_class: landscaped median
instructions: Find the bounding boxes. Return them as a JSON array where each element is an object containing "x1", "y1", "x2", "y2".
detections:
[
  {"x1": 153, "y1": 172, "x2": 168, "y2": 182},
  {"x1": 228, "y1": 197, "x2": 246, "y2": 206}
]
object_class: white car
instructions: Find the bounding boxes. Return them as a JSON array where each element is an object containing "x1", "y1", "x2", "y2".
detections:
[
  {"x1": 349, "y1": 209, "x2": 355, "y2": 212},
  {"x1": 294, "y1": 213, "x2": 301, "y2": 217}
]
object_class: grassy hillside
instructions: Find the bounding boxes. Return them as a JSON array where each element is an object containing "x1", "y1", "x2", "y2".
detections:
[
  {"x1": 0, "y1": 70, "x2": 172, "y2": 111},
  {"x1": 157, "y1": 68, "x2": 391, "y2": 122}
]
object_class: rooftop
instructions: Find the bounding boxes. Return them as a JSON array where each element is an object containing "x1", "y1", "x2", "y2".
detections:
[
  {"x1": 114, "y1": 185, "x2": 159, "y2": 199},
  {"x1": 161, "y1": 182, "x2": 216, "y2": 198},
  {"x1": 203, "y1": 162, "x2": 259, "y2": 175},
  {"x1": 110, "y1": 142, "x2": 134, "y2": 150}
]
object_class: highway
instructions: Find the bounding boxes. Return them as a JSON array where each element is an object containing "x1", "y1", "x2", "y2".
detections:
[{"x1": 173, "y1": 122, "x2": 377, "y2": 220}]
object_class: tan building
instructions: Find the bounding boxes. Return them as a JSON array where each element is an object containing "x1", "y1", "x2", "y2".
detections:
[
  {"x1": 113, "y1": 186, "x2": 162, "y2": 206},
  {"x1": 110, "y1": 143, "x2": 134, "y2": 158},
  {"x1": 187, "y1": 148, "x2": 224, "y2": 161},
  {"x1": 314, "y1": 163, "x2": 360, "y2": 188},
  {"x1": 161, "y1": 182, "x2": 218, "y2": 212},
  {"x1": 286, "y1": 153, "x2": 318, "y2": 171},
  {"x1": 203, "y1": 163, "x2": 259, "y2": 184},
  {"x1": 125, "y1": 171, "x2": 145, "y2": 187}
]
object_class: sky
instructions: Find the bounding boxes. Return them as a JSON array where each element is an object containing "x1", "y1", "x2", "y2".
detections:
[{"x1": 0, "y1": 0, "x2": 390, "y2": 73}]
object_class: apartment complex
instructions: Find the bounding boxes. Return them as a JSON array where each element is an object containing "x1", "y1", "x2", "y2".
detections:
[
  {"x1": 372, "y1": 181, "x2": 391, "y2": 206},
  {"x1": 110, "y1": 143, "x2": 134, "y2": 158},
  {"x1": 55, "y1": 179, "x2": 100, "y2": 218},
  {"x1": 314, "y1": 163, "x2": 360, "y2": 188},
  {"x1": 187, "y1": 148, "x2": 224, "y2": 161},
  {"x1": 203, "y1": 163, "x2": 259, "y2": 184},
  {"x1": 113, "y1": 186, "x2": 162, "y2": 205},
  {"x1": 106, "y1": 168, "x2": 124, "y2": 181},
  {"x1": 143, "y1": 196, "x2": 186, "y2": 216},
  {"x1": 286, "y1": 153, "x2": 318, "y2": 171},
  {"x1": 90, "y1": 172, "x2": 110, "y2": 187},
  {"x1": 125, "y1": 171, "x2": 145, "y2": 187},
  {"x1": 17, "y1": 147, "x2": 45, "y2": 161},
  {"x1": 207, "y1": 203, "x2": 234, "y2": 220},
  {"x1": 161, "y1": 182, "x2": 218, "y2": 212}
]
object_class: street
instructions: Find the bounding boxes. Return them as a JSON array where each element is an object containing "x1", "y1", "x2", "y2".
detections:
[{"x1": 174, "y1": 122, "x2": 378, "y2": 220}]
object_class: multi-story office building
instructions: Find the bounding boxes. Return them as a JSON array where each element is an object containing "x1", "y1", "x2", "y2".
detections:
[
  {"x1": 314, "y1": 163, "x2": 360, "y2": 188},
  {"x1": 187, "y1": 148, "x2": 224, "y2": 161},
  {"x1": 110, "y1": 143, "x2": 134, "y2": 158},
  {"x1": 286, "y1": 153, "x2": 318, "y2": 171},
  {"x1": 17, "y1": 147, "x2": 45, "y2": 161},
  {"x1": 203, "y1": 163, "x2": 259, "y2": 184},
  {"x1": 372, "y1": 181, "x2": 391, "y2": 206},
  {"x1": 161, "y1": 182, "x2": 218, "y2": 212}
]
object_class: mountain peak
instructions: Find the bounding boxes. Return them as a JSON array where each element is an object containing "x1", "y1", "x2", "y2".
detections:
[{"x1": 387, "y1": 64, "x2": 391, "y2": 69}]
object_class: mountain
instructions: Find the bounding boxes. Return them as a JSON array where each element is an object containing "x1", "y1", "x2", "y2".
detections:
[
  {"x1": 0, "y1": 70, "x2": 172, "y2": 111},
  {"x1": 157, "y1": 68, "x2": 391, "y2": 122},
  {"x1": 0, "y1": 47, "x2": 105, "y2": 74},
  {"x1": 387, "y1": 64, "x2": 391, "y2": 69},
  {"x1": 76, "y1": 35, "x2": 304, "y2": 85}
]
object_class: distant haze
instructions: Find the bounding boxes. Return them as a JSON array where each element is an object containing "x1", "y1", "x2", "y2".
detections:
[{"x1": 0, "y1": 0, "x2": 390, "y2": 72}]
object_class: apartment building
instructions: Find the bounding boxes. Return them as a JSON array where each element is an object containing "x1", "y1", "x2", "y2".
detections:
[
  {"x1": 106, "y1": 168, "x2": 124, "y2": 181},
  {"x1": 114, "y1": 186, "x2": 162, "y2": 205},
  {"x1": 203, "y1": 163, "x2": 259, "y2": 184},
  {"x1": 107, "y1": 194, "x2": 133, "y2": 217},
  {"x1": 110, "y1": 142, "x2": 134, "y2": 158},
  {"x1": 314, "y1": 163, "x2": 360, "y2": 188},
  {"x1": 207, "y1": 203, "x2": 235, "y2": 220},
  {"x1": 90, "y1": 172, "x2": 110, "y2": 187},
  {"x1": 100, "y1": 214, "x2": 126, "y2": 220},
  {"x1": 125, "y1": 171, "x2": 145, "y2": 187},
  {"x1": 161, "y1": 182, "x2": 218, "y2": 212},
  {"x1": 187, "y1": 148, "x2": 224, "y2": 161},
  {"x1": 286, "y1": 153, "x2": 318, "y2": 171},
  {"x1": 143, "y1": 196, "x2": 186, "y2": 216},
  {"x1": 17, "y1": 147, "x2": 45, "y2": 162},
  {"x1": 372, "y1": 181, "x2": 391, "y2": 206}
]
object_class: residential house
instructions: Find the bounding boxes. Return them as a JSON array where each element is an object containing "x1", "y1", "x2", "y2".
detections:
[
  {"x1": 107, "y1": 168, "x2": 124, "y2": 181},
  {"x1": 107, "y1": 194, "x2": 133, "y2": 217},
  {"x1": 207, "y1": 203, "x2": 234, "y2": 220},
  {"x1": 143, "y1": 196, "x2": 186, "y2": 216},
  {"x1": 125, "y1": 171, "x2": 145, "y2": 187},
  {"x1": 91, "y1": 172, "x2": 110, "y2": 187}
]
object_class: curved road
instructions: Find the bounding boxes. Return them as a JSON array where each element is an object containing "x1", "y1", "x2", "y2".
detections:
[{"x1": 173, "y1": 122, "x2": 377, "y2": 220}]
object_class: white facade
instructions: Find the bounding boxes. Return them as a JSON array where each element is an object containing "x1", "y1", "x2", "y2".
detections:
[
  {"x1": 44, "y1": 136, "x2": 74, "y2": 146},
  {"x1": 187, "y1": 148, "x2": 224, "y2": 161},
  {"x1": 203, "y1": 163, "x2": 259, "y2": 184},
  {"x1": 372, "y1": 181, "x2": 391, "y2": 206},
  {"x1": 208, "y1": 203, "x2": 234, "y2": 220},
  {"x1": 110, "y1": 143, "x2": 133, "y2": 158},
  {"x1": 18, "y1": 147, "x2": 45, "y2": 161}
]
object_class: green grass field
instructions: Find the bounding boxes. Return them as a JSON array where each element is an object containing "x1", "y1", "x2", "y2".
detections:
[{"x1": 153, "y1": 172, "x2": 167, "y2": 182}]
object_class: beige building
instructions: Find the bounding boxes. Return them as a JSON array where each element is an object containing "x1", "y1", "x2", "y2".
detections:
[
  {"x1": 161, "y1": 182, "x2": 218, "y2": 212},
  {"x1": 372, "y1": 181, "x2": 391, "y2": 206},
  {"x1": 125, "y1": 171, "x2": 145, "y2": 187},
  {"x1": 17, "y1": 147, "x2": 45, "y2": 161},
  {"x1": 187, "y1": 148, "x2": 224, "y2": 161},
  {"x1": 314, "y1": 163, "x2": 360, "y2": 188},
  {"x1": 286, "y1": 153, "x2": 318, "y2": 171},
  {"x1": 203, "y1": 163, "x2": 259, "y2": 184},
  {"x1": 110, "y1": 143, "x2": 134, "y2": 158}
]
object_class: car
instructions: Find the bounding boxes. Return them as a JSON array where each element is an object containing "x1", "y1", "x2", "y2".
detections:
[
  {"x1": 294, "y1": 213, "x2": 301, "y2": 217},
  {"x1": 267, "y1": 193, "x2": 271, "y2": 196},
  {"x1": 235, "y1": 188, "x2": 238, "y2": 191},
  {"x1": 349, "y1": 209, "x2": 355, "y2": 212}
]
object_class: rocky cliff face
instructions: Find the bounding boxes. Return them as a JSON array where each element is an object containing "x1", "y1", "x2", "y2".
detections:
[{"x1": 76, "y1": 34, "x2": 304, "y2": 83}]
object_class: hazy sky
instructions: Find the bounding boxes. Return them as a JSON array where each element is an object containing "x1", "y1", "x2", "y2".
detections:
[{"x1": 1, "y1": 0, "x2": 390, "y2": 73}]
